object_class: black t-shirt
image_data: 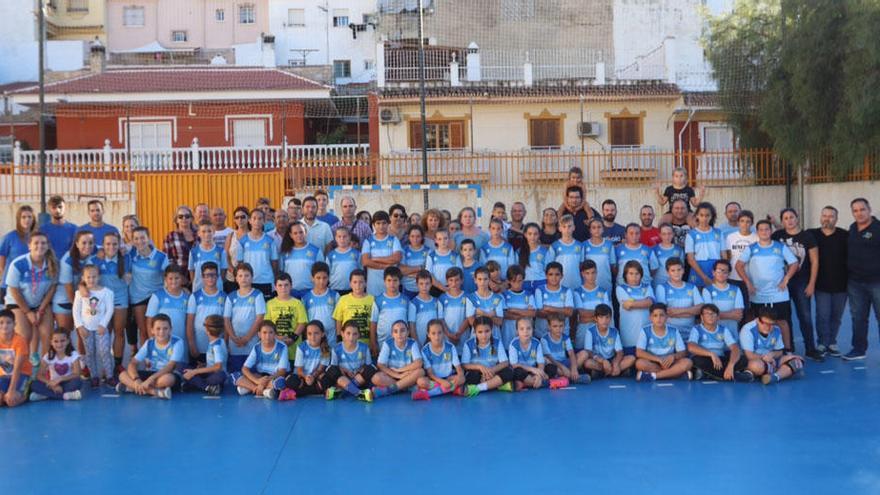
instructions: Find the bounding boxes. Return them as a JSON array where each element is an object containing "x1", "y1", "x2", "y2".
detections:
[
  {"x1": 560, "y1": 206, "x2": 599, "y2": 242},
  {"x1": 772, "y1": 229, "x2": 817, "y2": 285},
  {"x1": 671, "y1": 221, "x2": 691, "y2": 250},
  {"x1": 663, "y1": 185, "x2": 696, "y2": 212},
  {"x1": 540, "y1": 229, "x2": 561, "y2": 246},
  {"x1": 808, "y1": 227, "x2": 848, "y2": 293},
  {"x1": 848, "y1": 217, "x2": 880, "y2": 283}
]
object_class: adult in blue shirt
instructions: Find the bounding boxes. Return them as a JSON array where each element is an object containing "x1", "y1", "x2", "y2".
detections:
[
  {"x1": 315, "y1": 190, "x2": 339, "y2": 227},
  {"x1": 78, "y1": 200, "x2": 119, "y2": 253},
  {"x1": 843, "y1": 198, "x2": 880, "y2": 360},
  {"x1": 600, "y1": 199, "x2": 626, "y2": 245},
  {"x1": 0, "y1": 205, "x2": 36, "y2": 304},
  {"x1": 40, "y1": 195, "x2": 78, "y2": 256}
]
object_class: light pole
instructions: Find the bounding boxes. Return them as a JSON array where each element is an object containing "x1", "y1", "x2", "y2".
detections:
[
  {"x1": 37, "y1": 0, "x2": 48, "y2": 223},
  {"x1": 417, "y1": 0, "x2": 429, "y2": 210}
]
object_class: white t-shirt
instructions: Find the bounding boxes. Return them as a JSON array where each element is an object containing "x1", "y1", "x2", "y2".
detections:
[
  {"x1": 726, "y1": 231, "x2": 758, "y2": 281},
  {"x1": 213, "y1": 227, "x2": 233, "y2": 248},
  {"x1": 72, "y1": 287, "x2": 115, "y2": 331},
  {"x1": 43, "y1": 351, "x2": 81, "y2": 381}
]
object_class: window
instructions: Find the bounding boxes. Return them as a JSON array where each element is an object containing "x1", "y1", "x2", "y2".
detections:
[
  {"x1": 239, "y1": 4, "x2": 255, "y2": 24},
  {"x1": 528, "y1": 118, "x2": 562, "y2": 149},
  {"x1": 171, "y1": 30, "x2": 188, "y2": 43},
  {"x1": 123, "y1": 6, "x2": 145, "y2": 27},
  {"x1": 233, "y1": 120, "x2": 267, "y2": 148},
  {"x1": 333, "y1": 9, "x2": 350, "y2": 27},
  {"x1": 500, "y1": 0, "x2": 536, "y2": 21},
  {"x1": 215, "y1": 9, "x2": 225, "y2": 22},
  {"x1": 67, "y1": 0, "x2": 89, "y2": 13},
  {"x1": 333, "y1": 60, "x2": 351, "y2": 79},
  {"x1": 409, "y1": 121, "x2": 465, "y2": 150},
  {"x1": 364, "y1": 59, "x2": 375, "y2": 71},
  {"x1": 129, "y1": 122, "x2": 172, "y2": 149},
  {"x1": 287, "y1": 8, "x2": 305, "y2": 26},
  {"x1": 609, "y1": 117, "x2": 641, "y2": 146},
  {"x1": 702, "y1": 125, "x2": 735, "y2": 151}
]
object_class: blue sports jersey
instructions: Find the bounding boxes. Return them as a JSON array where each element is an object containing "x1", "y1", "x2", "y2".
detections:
[
  {"x1": 205, "y1": 338, "x2": 228, "y2": 369},
  {"x1": 331, "y1": 341, "x2": 372, "y2": 372},
  {"x1": 236, "y1": 233, "x2": 278, "y2": 285},
  {"x1": 401, "y1": 245, "x2": 430, "y2": 293},
  {"x1": 280, "y1": 244, "x2": 324, "y2": 291},
  {"x1": 685, "y1": 227, "x2": 724, "y2": 261},
  {"x1": 145, "y1": 289, "x2": 189, "y2": 353},
  {"x1": 421, "y1": 341, "x2": 460, "y2": 379},
  {"x1": 453, "y1": 231, "x2": 489, "y2": 252},
  {"x1": 738, "y1": 241, "x2": 798, "y2": 303},
  {"x1": 294, "y1": 341, "x2": 332, "y2": 375},
  {"x1": 78, "y1": 223, "x2": 119, "y2": 251},
  {"x1": 739, "y1": 320, "x2": 784, "y2": 355},
  {"x1": 616, "y1": 283, "x2": 655, "y2": 348},
  {"x1": 540, "y1": 333, "x2": 573, "y2": 365},
  {"x1": 523, "y1": 245, "x2": 554, "y2": 282},
  {"x1": 480, "y1": 240, "x2": 517, "y2": 280},
  {"x1": 467, "y1": 291, "x2": 505, "y2": 344},
  {"x1": 378, "y1": 338, "x2": 422, "y2": 369},
  {"x1": 128, "y1": 248, "x2": 169, "y2": 304},
  {"x1": 244, "y1": 340, "x2": 289, "y2": 375},
  {"x1": 135, "y1": 336, "x2": 185, "y2": 371},
  {"x1": 573, "y1": 285, "x2": 611, "y2": 346},
  {"x1": 0, "y1": 232, "x2": 29, "y2": 290},
  {"x1": 534, "y1": 286, "x2": 574, "y2": 338},
  {"x1": 551, "y1": 239, "x2": 584, "y2": 290},
  {"x1": 425, "y1": 250, "x2": 462, "y2": 288},
  {"x1": 408, "y1": 295, "x2": 441, "y2": 344},
  {"x1": 636, "y1": 325, "x2": 685, "y2": 357},
  {"x1": 652, "y1": 244, "x2": 684, "y2": 287},
  {"x1": 688, "y1": 324, "x2": 738, "y2": 357},
  {"x1": 95, "y1": 254, "x2": 130, "y2": 308},
  {"x1": 508, "y1": 337, "x2": 545, "y2": 367},
  {"x1": 439, "y1": 292, "x2": 475, "y2": 340},
  {"x1": 370, "y1": 293, "x2": 411, "y2": 343},
  {"x1": 501, "y1": 289, "x2": 535, "y2": 348},
  {"x1": 327, "y1": 247, "x2": 362, "y2": 292},
  {"x1": 584, "y1": 325, "x2": 623, "y2": 360},
  {"x1": 701, "y1": 283, "x2": 745, "y2": 331},
  {"x1": 583, "y1": 239, "x2": 617, "y2": 291},
  {"x1": 615, "y1": 244, "x2": 659, "y2": 285},
  {"x1": 460, "y1": 260, "x2": 481, "y2": 294},
  {"x1": 187, "y1": 288, "x2": 226, "y2": 354},
  {"x1": 54, "y1": 251, "x2": 97, "y2": 306},
  {"x1": 39, "y1": 221, "x2": 77, "y2": 256},
  {"x1": 655, "y1": 281, "x2": 703, "y2": 331},
  {"x1": 461, "y1": 337, "x2": 508, "y2": 367},
  {"x1": 302, "y1": 289, "x2": 338, "y2": 343},
  {"x1": 223, "y1": 288, "x2": 267, "y2": 356},
  {"x1": 362, "y1": 235, "x2": 403, "y2": 297},
  {"x1": 188, "y1": 245, "x2": 227, "y2": 293},
  {"x1": 3, "y1": 254, "x2": 56, "y2": 308}
]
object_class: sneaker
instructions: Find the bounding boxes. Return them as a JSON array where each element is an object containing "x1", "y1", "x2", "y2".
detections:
[
  {"x1": 734, "y1": 370, "x2": 755, "y2": 383},
  {"x1": 842, "y1": 350, "x2": 866, "y2": 361},
  {"x1": 411, "y1": 390, "x2": 431, "y2": 401},
  {"x1": 90, "y1": 378, "x2": 101, "y2": 389},
  {"x1": 115, "y1": 382, "x2": 127, "y2": 394},
  {"x1": 29, "y1": 392, "x2": 48, "y2": 402},
  {"x1": 205, "y1": 384, "x2": 222, "y2": 396},
  {"x1": 636, "y1": 371, "x2": 656, "y2": 382},
  {"x1": 29, "y1": 352, "x2": 40, "y2": 368},
  {"x1": 324, "y1": 386, "x2": 340, "y2": 401},
  {"x1": 262, "y1": 388, "x2": 277, "y2": 400},
  {"x1": 62, "y1": 390, "x2": 82, "y2": 401},
  {"x1": 816, "y1": 344, "x2": 827, "y2": 355},
  {"x1": 105, "y1": 377, "x2": 119, "y2": 388},
  {"x1": 827, "y1": 344, "x2": 842, "y2": 357},
  {"x1": 159, "y1": 387, "x2": 173, "y2": 399},
  {"x1": 460, "y1": 385, "x2": 480, "y2": 397},
  {"x1": 278, "y1": 388, "x2": 297, "y2": 401},
  {"x1": 548, "y1": 377, "x2": 570, "y2": 389},
  {"x1": 236, "y1": 386, "x2": 251, "y2": 396},
  {"x1": 356, "y1": 389, "x2": 374, "y2": 402},
  {"x1": 690, "y1": 368, "x2": 703, "y2": 381},
  {"x1": 805, "y1": 349, "x2": 826, "y2": 362},
  {"x1": 498, "y1": 382, "x2": 514, "y2": 392},
  {"x1": 577, "y1": 374, "x2": 592, "y2": 385},
  {"x1": 272, "y1": 377, "x2": 287, "y2": 391},
  {"x1": 761, "y1": 372, "x2": 780, "y2": 385}
]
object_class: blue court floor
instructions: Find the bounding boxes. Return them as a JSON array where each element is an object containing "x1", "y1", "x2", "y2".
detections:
[{"x1": 3, "y1": 316, "x2": 879, "y2": 495}]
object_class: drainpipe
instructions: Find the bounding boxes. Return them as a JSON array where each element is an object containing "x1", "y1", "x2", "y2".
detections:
[{"x1": 677, "y1": 108, "x2": 695, "y2": 169}]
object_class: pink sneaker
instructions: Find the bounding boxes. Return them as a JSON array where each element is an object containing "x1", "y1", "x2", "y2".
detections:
[
  {"x1": 411, "y1": 390, "x2": 431, "y2": 401},
  {"x1": 549, "y1": 377, "x2": 570, "y2": 389},
  {"x1": 278, "y1": 389, "x2": 297, "y2": 402}
]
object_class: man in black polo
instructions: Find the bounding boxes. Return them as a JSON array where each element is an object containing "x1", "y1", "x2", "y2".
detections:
[
  {"x1": 808, "y1": 206, "x2": 848, "y2": 357},
  {"x1": 843, "y1": 197, "x2": 880, "y2": 360}
]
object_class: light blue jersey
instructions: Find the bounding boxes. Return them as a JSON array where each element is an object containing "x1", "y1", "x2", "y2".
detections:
[
  {"x1": 501, "y1": 289, "x2": 535, "y2": 348},
  {"x1": 701, "y1": 283, "x2": 744, "y2": 331},
  {"x1": 551, "y1": 239, "x2": 583, "y2": 290},
  {"x1": 738, "y1": 241, "x2": 798, "y2": 303},
  {"x1": 378, "y1": 338, "x2": 422, "y2": 369},
  {"x1": 583, "y1": 239, "x2": 617, "y2": 291},
  {"x1": 401, "y1": 245, "x2": 430, "y2": 293},
  {"x1": 408, "y1": 295, "x2": 441, "y2": 344},
  {"x1": 739, "y1": 320, "x2": 784, "y2": 355},
  {"x1": 187, "y1": 244, "x2": 227, "y2": 293},
  {"x1": 294, "y1": 341, "x2": 331, "y2": 375},
  {"x1": 461, "y1": 261, "x2": 480, "y2": 294},
  {"x1": 223, "y1": 288, "x2": 267, "y2": 356},
  {"x1": 655, "y1": 281, "x2": 703, "y2": 331},
  {"x1": 636, "y1": 325, "x2": 685, "y2": 357},
  {"x1": 615, "y1": 244, "x2": 659, "y2": 285},
  {"x1": 652, "y1": 244, "x2": 684, "y2": 287},
  {"x1": 0, "y1": 232, "x2": 29, "y2": 290},
  {"x1": 280, "y1": 244, "x2": 324, "y2": 291},
  {"x1": 688, "y1": 324, "x2": 738, "y2": 357},
  {"x1": 685, "y1": 227, "x2": 724, "y2": 261},
  {"x1": 244, "y1": 341, "x2": 289, "y2": 375},
  {"x1": 453, "y1": 231, "x2": 489, "y2": 252},
  {"x1": 534, "y1": 286, "x2": 574, "y2": 338},
  {"x1": 236, "y1": 233, "x2": 278, "y2": 285},
  {"x1": 439, "y1": 292, "x2": 475, "y2": 341},
  {"x1": 302, "y1": 289, "x2": 338, "y2": 343},
  {"x1": 145, "y1": 289, "x2": 189, "y2": 353},
  {"x1": 128, "y1": 248, "x2": 169, "y2": 304},
  {"x1": 461, "y1": 337, "x2": 508, "y2": 367},
  {"x1": 54, "y1": 251, "x2": 97, "y2": 307},
  {"x1": 421, "y1": 341, "x2": 460, "y2": 379},
  {"x1": 540, "y1": 333, "x2": 573, "y2": 365},
  {"x1": 205, "y1": 338, "x2": 228, "y2": 369},
  {"x1": 616, "y1": 283, "x2": 655, "y2": 348},
  {"x1": 467, "y1": 292, "x2": 505, "y2": 345},
  {"x1": 370, "y1": 293, "x2": 411, "y2": 343},
  {"x1": 425, "y1": 250, "x2": 462, "y2": 288},
  {"x1": 523, "y1": 245, "x2": 554, "y2": 282},
  {"x1": 332, "y1": 341, "x2": 372, "y2": 372},
  {"x1": 508, "y1": 337, "x2": 545, "y2": 367},
  {"x1": 3, "y1": 254, "x2": 56, "y2": 308},
  {"x1": 96, "y1": 254, "x2": 130, "y2": 308},
  {"x1": 327, "y1": 247, "x2": 361, "y2": 292},
  {"x1": 362, "y1": 235, "x2": 403, "y2": 297},
  {"x1": 135, "y1": 336, "x2": 185, "y2": 371},
  {"x1": 573, "y1": 285, "x2": 611, "y2": 346},
  {"x1": 186, "y1": 289, "x2": 226, "y2": 354},
  {"x1": 584, "y1": 325, "x2": 623, "y2": 360},
  {"x1": 480, "y1": 240, "x2": 517, "y2": 280}
]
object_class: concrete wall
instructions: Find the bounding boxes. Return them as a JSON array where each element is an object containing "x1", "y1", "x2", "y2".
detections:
[
  {"x1": 799, "y1": 181, "x2": 880, "y2": 229},
  {"x1": 0, "y1": 199, "x2": 135, "y2": 234}
]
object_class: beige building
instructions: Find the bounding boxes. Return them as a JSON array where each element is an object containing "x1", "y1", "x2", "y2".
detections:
[{"x1": 46, "y1": 0, "x2": 106, "y2": 41}]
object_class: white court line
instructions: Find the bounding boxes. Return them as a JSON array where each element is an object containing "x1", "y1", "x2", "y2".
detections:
[
  {"x1": 202, "y1": 396, "x2": 221, "y2": 400},
  {"x1": 819, "y1": 370, "x2": 835, "y2": 374},
  {"x1": 656, "y1": 383, "x2": 674, "y2": 387},
  {"x1": 701, "y1": 381, "x2": 719, "y2": 385},
  {"x1": 854, "y1": 366, "x2": 867, "y2": 370},
  {"x1": 559, "y1": 387, "x2": 577, "y2": 390},
  {"x1": 608, "y1": 385, "x2": 627, "y2": 389},
  {"x1": 101, "y1": 394, "x2": 120, "y2": 398}
]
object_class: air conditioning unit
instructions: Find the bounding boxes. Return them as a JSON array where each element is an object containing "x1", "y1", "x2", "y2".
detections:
[
  {"x1": 380, "y1": 107, "x2": 402, "y2": 125},
  {"x1": 578, "y1": 122, "x2": 600, "y2": 137}
]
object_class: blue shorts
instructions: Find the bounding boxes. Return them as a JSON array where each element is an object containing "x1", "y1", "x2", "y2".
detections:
[
  {"x1": 0, "y1": 375, "x2": 30, "y2": 394},
  {"x1": 52, "y1": 301, "x2": 72, "y2": 315},
  {"x1": 623, "y1": 346, "x2": 636, "y2": 356}
]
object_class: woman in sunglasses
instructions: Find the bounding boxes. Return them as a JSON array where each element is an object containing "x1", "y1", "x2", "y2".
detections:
[{"x1": 163, "y1": 206, "x2": 197, "y2": 282}]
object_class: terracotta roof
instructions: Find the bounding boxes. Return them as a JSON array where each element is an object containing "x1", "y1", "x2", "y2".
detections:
[
  {"x1": 378, "y1": 81, "x2": 681, "y2": 102},
  {"x1": 682, "y1": 91, "x2": 720, "y2": 108},
  {"x1": 0, "y1": 82, "x2": 38, "y2": 94},
  {"x1": 12, "y1": 68, "x2": 329, "y2": 95}
]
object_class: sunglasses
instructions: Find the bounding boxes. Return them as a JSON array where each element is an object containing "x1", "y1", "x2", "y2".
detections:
[
  {"x1": 177, "y1": 214, "x2": 192, "y2": 219},
  {"x1": 235, "y1": 215, "x2": 247, "y2": 220},
  {"x1": 391, "y1": 213, "x2": 403, "y2": 218}
]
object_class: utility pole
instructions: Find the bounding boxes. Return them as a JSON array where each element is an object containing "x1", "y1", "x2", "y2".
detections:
[
  {"x1": 38, "y1": 0, "x2": 48, "y2": 223},
  {"x1": 417, "y1": 0, "x2": 429, "y2": 210}
]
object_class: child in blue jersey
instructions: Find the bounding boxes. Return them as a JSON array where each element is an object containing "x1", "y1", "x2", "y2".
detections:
[
  {"x1": 54, "y1": 231, "x2": 96, "y2": 335},
  {"x1": 116, "y1": 315, "x2": 183, "y2": 399},
  {"x1": 486, "y1": 261, "x2": 508, "y2": 294},
  {"x1": 361, "y1": 211, "x2": 403, "y2": 298},
  {"x1": 468, "y1": 267, "x2": 505, "y2": 348},
  {"x1": 534, "y1": 262, "x2": 574, "y2": 339},
  {"x1": 4, "y1": 232, "x2": 57, "y2": 360},
  {"x1": 551, "y1": 215, "x2": 583, "y2": 291},
  {"x1": 408, "y1": 270, "x2": 441, "y2": 344},
  {"x1": 541, "y1": 315, "x2": 587, "y2": 387},
  {"x1": 233, "y1": 321, "x2": 289, "y2": 399},
  {"x1": 439, "y1": 268, "x2": 475, "y2": 346},
  {"x1": 459, "y1": 239, "x2": 480, "y2": 295},
  {"x1": 370, "y1": 266, "x2": 411, "y2": 355},
  {"x1": 740, "y1": 308, "x2": 804, "y2": 385},
  {"x1": 652, "y1": 224, "x2": 683, "y2": 288},
  {"x1": 181, "y1": 315, "x2": 227, "y2": 395},
  {"x1": 502, "y1": 265, "x2": 536, "y2": 348},
  {"x1": 145, "y1": 265, "x2": 190, "y2": 358},
  {"x1": 687, "y1": 304, "x2": 750, "y2": 382},
  {"x1": 95, "y1": 232, "x2": 131, "y2": 371},
  {"x1": 129, "y1": 226, "x2": 170, "y2": 347},
  {"x1": 686, "y1": 202, "x2": 726, "y2": 289},
  {"x1": 509, "y1": 318, "x2": 547, "y2": 390},
  {"x1": 460, "y1": 316, "x2": 514, "y2": 396},
  {"x1": 188, "y1": 222, "x2": 227, "y2": 294},
  {"x1": 578, "y1": 304, "x2": 634, "y2": 378},
  {"x1": 615, "y1": 223, "x2": 659, "y2": 287},
  {"x1": 480, "y1": 219, "x2": 517, "y2": 282},
  {"x1": 583, "y1": 219, "x2": 617, "y2": 292},
  {"x1": 186, "y1": 262, "x2": 226, "y2": 363},
  {"x1": 326, "y1": 320, "x2": 383, "y2": 402},
  {"x1": 519, "y1": 223, "x2": 554, "y2": 292},
  {"x1": 425, "y1": 229, "x2": 461, "y2": 295},
  {"x1": 327, "y1": 227, "x2": 361, "y2": 296},
  {"x1": 616, "y1": 260, "x2": 655, "y2": 352},
  {"x1": 236, "y1": 208, "x2": 279, "y2": 299},
  {"x1": 281, "y1": 320, "x2": 333, "y2": 400},
  {"x1": 574, "y1": 260, "x2": 612, "y2": 349},
  {"x1": 279, "y1": 222, "x2": 324, "y2": 299},
  {"x1": 655, "y1": 258, "x2": 702, "y2": 332},
  {"x1": 303, "y1": 262, "x2": 338, "y2": 344},
  {"x1": 412, "y1": 319, "x2": 465, "y2": 400},
  {"x1": 374, "y1": 320, "x2": 425, "y2": 398},
  {"x1": 635, "y1": 304, "x2": 693, "y2": 382},
  {"x1": 400, "y1": 225, "x2": 429, "y2": 299},
  {"x1": 701, "y1": 260, "x2": 744, "y2": 332},
  {"x1": 224, "y1": 263, "x2": 266, "y2": 373}
]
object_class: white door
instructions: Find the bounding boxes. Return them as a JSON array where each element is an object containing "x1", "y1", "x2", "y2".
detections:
[
  {"x1": 129, "y1": 122, "x2": 172, "y2": 149},
  {"x1": 233, "y1": 119, "x2": 267, "y2": 148},
  {"x1": 700, "y1": 125, "x2": 738, "y2": 180},
  {"x1": 703, "y1": 126, "x2": 734, "y2": 151}
]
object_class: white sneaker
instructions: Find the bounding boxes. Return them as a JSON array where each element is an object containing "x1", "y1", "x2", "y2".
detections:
[
  {"x1": 29, "y1": 392, "x2": 48, "y2": 402},
  {"x1": 236, "y1": 386, "x2": 250, "y2": 396},
  {"x1": 63, "y1": 390, "x2": 82, "y2": 401},
  {"x1": 262, "y1": 387, "x2": 277, "y2": 400},
  {"x1": 157, "y1": 387, "x2": 172, "y2": 400}
]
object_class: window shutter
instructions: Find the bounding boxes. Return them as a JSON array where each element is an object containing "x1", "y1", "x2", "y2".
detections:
[
  {"x1": 450, "y1": 121, "x2": 464, "y2": 149},
  {"x1": 409, "y1": 122, "x2": 423, "y2": 150}
]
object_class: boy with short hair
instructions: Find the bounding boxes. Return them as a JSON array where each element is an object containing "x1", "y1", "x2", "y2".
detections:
[
  {"x1": 186, "y1": 262, "x2": 227, "y2": 363},
  {"x1": 574, "y1": 259, "x2": 612, "y2": 349},
  {"x1": 265, "y1": 273, "x2": 308, "y2": 364},
  {"x1": 327, "y1": 227, "x2": 361, "y2": 296},
  {"x1": 369, "y1": 266, "x2": 411, "y2": 355},
  {"x1": 188, "y1": 222, "x2": 227, "y2": 293},
  {"x1": 485, "y1": 260, "x2": 508, "y2": 294},
  {"x1": 361, "y1": 211, "x2": 403, "y2": 298},
  {"x1": 117, "y1": 314, "x2": 184, "y2": 399},
  {"x1": 541, "y1": 314, "x2": 587, "y2": 387},
  {"x1": 439, "y1": 267, "x2": 475, "y2": 346},
  {"x1": 578, "y1": 304, "x2": 635, "y2": 378},
  {"x1": 501, "y1": 265, "x2": 536, "y2": 348},
  {"x1": 408, "y1": 270, "x2": 442, "y2": 344},
  {"x1": 182, "y1": 314, "x2": 228, "y2": 395},
  {"x1": 739, "y1": 308, "x2": 805, "y2": 385},
  {"x1": 467, "y1": 267, "x2": 505, "y2": 348},
  {"x1": 332, "y1": 269, "x2": 375, "y2": 350},
  {"x1": 635, "y1": 304, "x2": 693, "y2": 382},
  {"x1": 551, "y1": 215, "x2": 584, "y2": 290},
  {"x1": 687, "y1": 304, "x2": 751, "y2": 382},
  {"x1": 655, "y1": 257, "x2": 703, "y2": 333},
  {"x1": 302, "y1": 262, "x2": 339, "y2": 344},
  {"x1": 458, "y1": 238, "x2": 481, "y2": 294}
]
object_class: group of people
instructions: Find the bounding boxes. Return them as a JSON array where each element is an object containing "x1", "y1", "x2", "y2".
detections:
[{"x1": 0, "y1": 166, "x2": 878, "y2": 407}]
